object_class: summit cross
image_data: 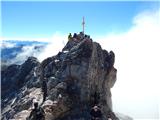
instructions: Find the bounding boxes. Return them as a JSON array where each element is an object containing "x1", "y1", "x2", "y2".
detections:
[{"x1": 82, "y1": 16, "x2": 85, "y2": 34}]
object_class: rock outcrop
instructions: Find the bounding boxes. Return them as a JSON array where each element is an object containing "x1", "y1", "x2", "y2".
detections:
[
  {"x1": 1, "y1": 57, "x2": 40, "y2": 99},
  {"x1": 1, "y1": 32, "x2": 121, "y2": 120}
]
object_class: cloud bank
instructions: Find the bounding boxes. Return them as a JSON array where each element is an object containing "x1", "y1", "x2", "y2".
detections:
[
  {"x1": 1, "y1": 41, "x2": 46, "y2": 65},
  {"x1": 12, "y1": 45, "x2": 43, "y2": 64},
  {"x1": 1, "y1": 32, "x2": 67, "y2": 65},
  {"x1": 94, "y1": 9, "x2": 160, "y2": 119},
  {"x1": 37, "y1": 32, "x2": 68, "y2": 62}
]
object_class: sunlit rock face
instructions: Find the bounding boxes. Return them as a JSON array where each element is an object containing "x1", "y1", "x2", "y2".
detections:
[{"x1": 1, "y1": 32, "x2": 122, "y2": 120}]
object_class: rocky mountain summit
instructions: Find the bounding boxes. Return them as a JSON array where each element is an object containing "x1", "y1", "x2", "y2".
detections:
[{"x1": 1, "y1": 32, "x2": 132, "y2": 120}]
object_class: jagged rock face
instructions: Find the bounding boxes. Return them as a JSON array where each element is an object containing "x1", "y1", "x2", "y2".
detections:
[
  {"x1": 1, "y1": 57, "x2": 41, "y2": 120},
  {"x1": 1, "y1": 57, "x2": 40, "y2": 99},
  {"x1": 1, "y1": 64, "x2": 20, "y2": 98},
  {"x1": 39, "y1": 34, "x2": 117, "y2": 120},
  {"x1": 1, "y1": 33, "x2": 118, "y2": 120}
]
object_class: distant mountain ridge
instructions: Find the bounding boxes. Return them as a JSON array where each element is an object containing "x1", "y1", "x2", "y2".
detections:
[
  {"x1": 2, "y1": 40, "x2": 48, "y2": 45},
  {"x1": 1, "y1": 40, "x2": 48, "y2": 69}
]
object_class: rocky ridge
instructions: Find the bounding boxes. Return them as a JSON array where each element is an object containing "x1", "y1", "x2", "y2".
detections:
[{"x1": 1, "y1": 32, "x2": 132, "y2": 120}]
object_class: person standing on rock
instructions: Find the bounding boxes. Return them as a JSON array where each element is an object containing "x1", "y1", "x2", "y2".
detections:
[
  {"x1": 68, "y1": 33, "x2": 72, "y2": 41},
  {"x1": 42, "y1": 77, "x2": 47, "y2": 103},
  {"x1": 28, "y1": 101, "x2": 45, "y2": 120},
  {"x1": 90, "y1": 105, "x2": 102, "y2": 120}
]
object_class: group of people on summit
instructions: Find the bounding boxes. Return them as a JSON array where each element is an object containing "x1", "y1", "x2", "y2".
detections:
[{"x1": 68, "y1": 32, "x2": 92, "y2": 43}]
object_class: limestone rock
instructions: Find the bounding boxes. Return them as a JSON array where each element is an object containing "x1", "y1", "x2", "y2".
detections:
[{"x1": 1, "y1": 32, "x2": 126, "y2": 120}]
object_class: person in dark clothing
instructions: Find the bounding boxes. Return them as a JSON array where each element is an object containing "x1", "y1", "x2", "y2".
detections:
[
  {"x1": 28, "y1": 102, "x2": 45, "y2": 120},
  {"x1": 73, "y1": 33, "x2": 77, "y2": 38},
  {"x1": 42, "y1": 78, "x2": 47, "y2": 102},
  {"x1": 90, "y1": 105, "x2": 102, "y2": 120}
]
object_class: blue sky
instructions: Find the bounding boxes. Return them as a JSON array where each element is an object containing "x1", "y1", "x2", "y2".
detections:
[{"x1": 1, "y1": 1, "x2": 159, "y2": 40}]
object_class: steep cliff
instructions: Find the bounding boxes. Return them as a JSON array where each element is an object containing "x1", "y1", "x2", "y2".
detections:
[{"x1": 1, "y1": 32, "x2": 127, "y2": 120}]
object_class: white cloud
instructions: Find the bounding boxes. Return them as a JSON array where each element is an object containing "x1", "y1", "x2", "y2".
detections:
[
  {"x1": 1, "y1": 32, "x2": 68, "y2": 64},
  {"x1": 9, "y1": 45, "x2": 44, "y2": 64},
  {"x1": 94, "y1": 9, "x2": 160, "y2": 119},
  {"x1": 37, "y1": 32, "x2": 68, "y2": 62}
]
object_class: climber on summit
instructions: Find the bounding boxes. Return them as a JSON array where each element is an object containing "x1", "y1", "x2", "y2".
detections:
[
  {"x1": 90, "y1": 105, "x2": 102, "y2": 120},
  {"x1": 28, "y1": 101, "x2": 45, "y2": 120},
  {"x1": 68, "y1": 33, "x2": 72, "y2": 41}
]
